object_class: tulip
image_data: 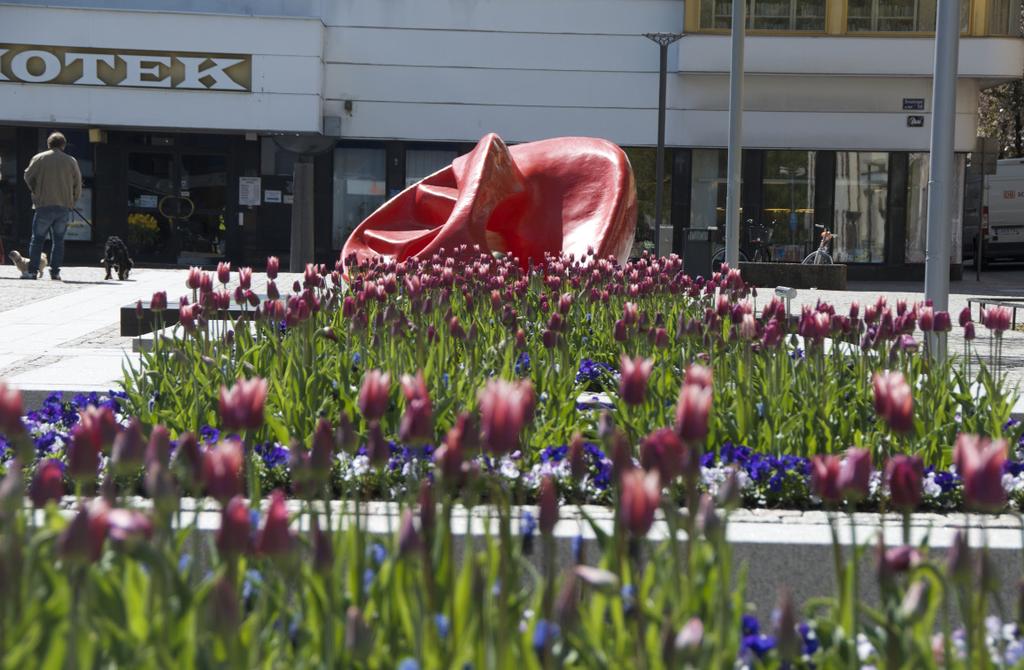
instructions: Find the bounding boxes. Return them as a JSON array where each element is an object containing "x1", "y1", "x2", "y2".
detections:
[
  {"x1": 872, "y1": 371, "x2": 914, "y2": 433},
  {"x1": 623, "y1": 302, "x2": 639, "y2": 326},
  {"x1": 811, "y1": 455, "x2": 842, "y2": 505},
  {"x1": 236, "y1": 266, "x2": 252, "y2": 290},
  {"x1": 106, "y1": 508, "x2": 154, "y2": 546},
  {"x1": 397, "y1": 507, "x2": 422, "y2": 557},
  {"x1": 358, "y1": 370, "x2": 391, "y2": 421},
  {"x1": 30, "y1": 459, "x2": 64, "y2": 508},
  {"x1": 774, "y1": 590, "x2": 800, "y2": 662},
  {"x1": 110, "y1": 418, "x2": 146, "y2": 475},
  {"x1": 964, "y1": 321, "x2": 976, "y2": 341},
  {"x1": 310, "y1": 417, "x2": 334, "y2": 476},
  {"x1": 958, "y1": 306, "x2": 972, "y2": 327},
  {"x1": 849, "y1": 300, "x2": 860, "y2": 320},
  {"x1": 199, "y1": 272, "x2": 213, "y2": 295},
  {"x1": 696, "y1": 494, "x2": 722, "y2": 541},
  {"x1": 478, "y1": 379, "x2": 535, "y2": 455},
  {"x1": 934, "y1": 310, "x2": 952, "y2": 332},
  {"x1": 202, "y1": 440, "x2": 244, "y2": 504},
  {"x1": 149, "y1": 290, "x2": 168, "y2": 313},
  {"x1": 257, "y1": 490, "x2": 295, "y2": 558},
  {"x1": 613, "y1": 319, "x2": 628, "y2": 342},
  {"x1": 674, "y1": 617, "x2": 704, "y2": 659},
  {"x1": 620, "y1": 469, "x2": 661, "y2": 537},
  {"x1": 983, "y1": 306, "x2": 1012, "y2": 332},
  {"x1": 58, "y1": 499, "x2": 110, "y2": 564},
  {"x1": 218, "y1": 377, "x2": 268, "y2": 431},
  {"x1": 918, "y1": 305, "x2": 934, "y2": 331},
  {"x1": 0, "y1": 382, "x2": 24, "y2": 436},
  {"x1": 639, "y1": 428, "x2": 684, "y2": 482},
  {"x1": 399, "y1": 371, "x2": 434, "y2": 444},
  {"x1": 879, "y1": 543, "x2": 921, "y2": 579},
  {"x1": 536, "y1": 475, "x2": 559, "y2": 536},
  {"x1": 541, "y1": 329, "x2": 559, "y2": 349},
  {"x1": 618, "y1": 355, "x2": 653, "y2": 406},
  {"x1": 717, "y1": 466, "x2": 743, "y2": 510},
  {"x1": 685, "y1": 364, "x2": 713, "y2": 389},
  {"x1": 266, "y1": 256, "x2": 280, "y2": 280},
  {"x1": 675, "y1": 380, "x2": 712, "y2": 444},
  {"x1": 738, "y1": 313, "x2": 757, "y2": 339},
  {"x1": 216, "y1": 495, "x2": 251, "y2": 557},
  {"x1": 67, "y1": 425, "x2": 102, "y2": 482},
  {"x1": 144, "y1": 424, "x2": 171, "y2": 467},
  {"x1": 186, "y1": 266, "x2": 201, "y2": 290},
  {"x1": 77, "y1": 405, "x2": 119, "y2": 453},
  {"x1": 898, "y1": 580, "x2": 931, "y2": 624},
  {"x1": 216, "y1": 261, "x2": 231, "y2": 285},
  {"x1": 838, "y1": 447, "x2": 872, "y2": 502},
  {"x1": 953, "y1": 434, "x2": 1007, "y2": 512},
  {"x1": 885, "y1": 455, "x2": 923, "y2": 510},
  {"x1": 172, "y1": 432, "x2": 202, "y2": 489},
  {"x1": 179, "y1": 303, "x2": 196, "y2": 333}
]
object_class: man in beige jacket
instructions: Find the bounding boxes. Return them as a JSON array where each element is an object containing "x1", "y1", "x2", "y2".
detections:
[{"x1": 22, "y1": 132, "x2": 82, "y2": 280}]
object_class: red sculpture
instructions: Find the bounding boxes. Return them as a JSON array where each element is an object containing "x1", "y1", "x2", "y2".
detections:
[{"x1": 341, "y1": 133, "x2": 638, "y2": 269}]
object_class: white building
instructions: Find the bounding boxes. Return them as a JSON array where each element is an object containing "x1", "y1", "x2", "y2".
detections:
[{"x1": 0, "y1": 0, "x2": 1020, "y2": 277}]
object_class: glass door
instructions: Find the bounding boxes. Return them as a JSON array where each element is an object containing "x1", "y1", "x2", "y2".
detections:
[
  {"x1": 127, "y1": 152, "x2": 176, "y2": 263},
  {"x1": 177, "y1": 153, "x2": 227, "y2": 266}
]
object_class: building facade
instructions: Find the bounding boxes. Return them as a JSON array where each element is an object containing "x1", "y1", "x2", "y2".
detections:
[{"x1": 0, "y1": 0, "x2": 1020, "y2": 278}]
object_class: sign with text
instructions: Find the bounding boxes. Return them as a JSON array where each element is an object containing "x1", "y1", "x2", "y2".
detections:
[
  {"x1": 0, "y1": 43, "x2": 251, "y2": 91},
  {"x1": 907, "y1": 115, "x2": 925, "y2": 128},
  {"x1": 902, "y1": 98, "x2": 926, "y2": 111}
]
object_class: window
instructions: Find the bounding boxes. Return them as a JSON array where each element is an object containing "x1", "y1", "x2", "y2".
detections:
[
  {"x1": 905, "y1": 153, "x2": 966, "y2": 263},
  {"x1": 847, "y1": 0, "x2": 970, "y2": 32},
  {"x1": 691, "y1": 149, "x2": 728, "y2": 231},
  {"x1": 624, "y1": 147, "x2": 672, "y2": 257},
  {"x1": 762, "y1": 150, "x2": 816, "y2": 260},
  {"x1": 701, "y1": 0, "x2": 826, "y2": 31},
  {"x1": 332, "y1": 147, "x2": 386, "y2": 249},
  {"x1": 406, "y1": 149, "x2": 458, "y2": 187},
  {"x1": 833, "y1": 152, "x2": 888, "y2": 263},
  {"x1": 988, "y1": 0, "x2": 1022, "y2": 34}
]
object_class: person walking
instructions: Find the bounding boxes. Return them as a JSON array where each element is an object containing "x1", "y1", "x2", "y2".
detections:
[{"x1": 21, "y1": 132, "x2": 81, "y2": 281}]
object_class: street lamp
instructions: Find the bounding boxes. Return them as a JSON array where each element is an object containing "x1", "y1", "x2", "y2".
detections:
[{"x1": 644, "y1": 32, "x2": 683, "y2": 257}]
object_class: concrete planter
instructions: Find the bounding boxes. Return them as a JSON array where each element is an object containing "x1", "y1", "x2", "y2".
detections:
[{"x1": 739, "y1": 262, "x2": 847, "y2": 290}]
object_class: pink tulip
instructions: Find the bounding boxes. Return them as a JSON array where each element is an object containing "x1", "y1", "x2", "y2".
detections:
[
  {"x1": 257, "y1": 490, "x2": 295, "y2": 557},
  {"x1": 58, "y1": 499, "x2": 110, "y2": 564},
  {"x1": 619, "y1": 355, "x2": 654, "y2": 406},
  {"x1": 675, "y1": 373, "x2": 712, "y2": 444},
  {"x1": 216, "y1": 495, "x2": 251, "y2": 557},
  {"x1": 358, "y1": 370, "x2": 391, "y2": 421},
  {"x1": 958, "y1": 306, "x2": 972, "y2": 327},
  {"x1": 918, "y1": 306, "x2": 934, "y2": 332},
  {"x1": 639, "y1": 428, "x2": 685, "y2": 482},
  {"x1": 885, "y1": 454, "x2": 923, "y2": 510},
  {"x1": 0, "y1": 382, "x2": 24, "y2": 436},
  {"x1": 266, "y1": 256, "x2": 280, "y2": 280},
  {"x1": 953, "y1": 434, "x2": 1007, "y2": 512},
  {"x1": 811, "y1": 455, "x2": 842, "y2": 505},
  {"x1": 983, "y1": 306, "x2": 1012, "y2": 332},
  {"x1": 837, "y1": 447, "x2": 872, "y2": 502},
  {"x1": 110, "y1": 418, "x2": 146, "y2": 475},
  {"x1": 106, "y1": 508, "x2": 154, "y2": 545},
  {"x1": 538, "y1": 476, "x2": 559, "y2": 536},
  {"x1": 217, "y1": 261, "x2": 231, "y2": 285},
  {"x1": 934, "y1": 311, "x2": 952, "y2": 332},
  {"x1": 872, "y1": 372, "x2": 914, "y2": 434},
  {"x1": 218, "y1": 377, "x2": 268, "y2": 431},
  {"x1": 399, "y1": 371, "x2": 434, "y2": 444},
  {"x1": 202, "y1": 440, "x2": 245, "y2": 504},
  {"x1": 150, "y1": 291, "x2": 168, "y2": 312},
  {"x1": 478, "y1": 379, "x2": 535, "y2": 455},
  {"x1": 30, "y1": 459, "x2": 64, "y2": 508},
  {"x1": 620, "y1": 469, "x2": 661, "y2": 537}
]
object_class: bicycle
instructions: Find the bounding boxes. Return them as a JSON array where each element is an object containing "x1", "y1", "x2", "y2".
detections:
[{"x1": 802, "y1": 227, "x2": 834, "y2": 265}]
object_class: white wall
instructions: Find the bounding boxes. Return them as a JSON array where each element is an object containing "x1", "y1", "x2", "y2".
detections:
[
  {"x1": 0, "y1": 4, "x2": 324, "y2": 132},
  {"x1": 322, "y1": 0, "x2": 1020, "y2": 151}
]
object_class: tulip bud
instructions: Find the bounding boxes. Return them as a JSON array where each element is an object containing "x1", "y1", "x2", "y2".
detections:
[
  {"x1": 257, "y1": 490, "x2": 295, "y2": 558},
  {"x1": 0, "y1": 382, "x2": 25, "y2": 437},
  {"x1": 568, "y1": 433, "x2": 588, "y2": 480},
  {"x1": 172, "y1": 432, "x2": 202, "y2": 490},
  {"x1": 67, "y1": 425, "x2": 101, "y2": 483},
  {"x1": 717, "y1": 466, "x2": 742, "y2": 510},
  {"x1": 399, "y1": 371, "x2": 433, "y2": 445},
  {"x1": 837, "y1": 447, "x2": 872, "y2": 503},
  {"x1": 538, "y1": 476, "x2": 558, "y2": 536},
  {"x1": 110, "y1": 418, "x2": 146, "y2": 476},
  {"x1": 774, "y1": 590, "x2": 800, "y2": 662},
  {"x1": 366, "y1": 421, "x2": 389, "y2": 468},
  {"x1": 696, "y1": 493, "x2": 722, "y2": 542},
  {"x1": 202, "y1": 440, "x2": 244, "y2": 504},
  {"x1": 958, "y1": 306, "x2": 972, "y2": 327},
  {"x1": 358, "y1": 370, "x2": 391, "y2": 421},
  {"x1": 311, "y1": 515, "x2": 334, "y2": 574},
  {"x1": 397, "y1": 508, "x2": 422, "y2": 557},
  {"x1": 675, "y1": 380, "x2": 712, "y2": 444},
  {"x1": 218, "y1": 377, "x2": 268, "y2": 431},
  {"x1": 873, "y1": 372, "x2": 914, "y2": 434},
  {"x1": 674, "y1": 617, "x2": 704, "y2": 660},
  {"x1": 311, "y1": 418, "x2": 335, "y2": 477},
  {"x1": 964, "y1": 321, "x2": 976, "y2": 340},
  {"x1": 885, "y1": 454, "x2": 923, "y2": 510},
  {"x1": 947, "y1": 529, "x2": 970, "y2": 581},
  {"x1": 639, "y1": 428, "x2": 684, "y2": 482},
  {"x1": 613, "y1": 319, "x2": 628, "y2": 342},
  {"x1": 953, "y1": 434, "x2": 1007, "y2": 512},
  {"x1": 811, "y1": 455, "x2": 842, "y2": 505},
  {"x1": 216, "y1": 495, "x2": 251, "y2": 558},
  {"x1": 145, "y1": 461, "x2": 178, "y2": 514},
  {"x1": 58, "y1": 499, "x2": 110, "y2": 564},
  {"x1": 478, "y1": 379, "x2": 534, "y2": 456},
  {"x1": 618, "y1": 355, "x2": 653, "y2": 406},
  {"x1": 30, "y1": 459, "x2": 64, "y2": 508},
  {"x1": 620, "y1": 469, "x2": 661, "y2": 537}
]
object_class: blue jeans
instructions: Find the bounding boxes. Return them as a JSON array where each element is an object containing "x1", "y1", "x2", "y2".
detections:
[{"x1": 28, "y1": 206, "x2": 71, "y2": 276}]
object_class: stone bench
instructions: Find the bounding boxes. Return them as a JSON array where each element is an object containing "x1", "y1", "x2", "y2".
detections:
[{"x1": 740, "y1": 262, "x2": 847, "y2": 290}]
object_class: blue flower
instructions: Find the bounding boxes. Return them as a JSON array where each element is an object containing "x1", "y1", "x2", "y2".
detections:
[
  {"x1": 539, "y1": 445, "x2": 568, "y2": 464},
  {"x1": 741, "y1": 614, "x2": 760, "y2": 636},
  {"x1": 199, "y1": 425, "x2": 221, "y2": 445},
  {"x1": 255, "y1": 443, "x2": 289, "y2": 469},
  {"x1": 178, "y1": 554, "x2": 192, "y2": 574},
  {"x1": 521, "y1": 511, "x2": 537, "y2": 538},
  {"x1": 363, "y1": 568, "x2": 376, "y2": 591},
  {"x1": 575, "y1": 358, "x2": 614, "y2": 384},
  {"x1": 571, "y1": 535, "x2": 584, "y2": 564},
  {"x1": 434, "y1": 613, "x2": 450, "y2": 640},
  {"x1": 515, "y1": 352, "x2": 531, "y2": 376},
  {"x1": 742, "y1": 634, "x2": 777, "y2": 658},
  {"x1": 242, "y1": 569, "x2": 263, "y2": 601},
  {"x1": 532, "y1": 620, "x2": 560, "y2": 654},
  {"x1": 397, "y1": 658, "x2": 420, "y2": 670},
  {"x1": 799, "y1": 622, "x2": 819, "y2": 655},
  {"x1": 369, "y1": 543, "x2": 387, "y2": 566}
]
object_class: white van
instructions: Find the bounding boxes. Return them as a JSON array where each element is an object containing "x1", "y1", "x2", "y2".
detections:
[{"x1": 979, "y1": 158, "x2": 1024, "y2": 263}]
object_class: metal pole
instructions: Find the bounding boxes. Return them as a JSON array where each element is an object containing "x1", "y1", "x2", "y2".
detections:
[
  {"x1": 725, "y1": 0, "x2": 745, "y2": 267},
  {"x1": 924, "y1": 0, "x2": 960, "y2": 360},
  {"x1": 653, "y1": 43, "x2": 668, "y2": 257}
]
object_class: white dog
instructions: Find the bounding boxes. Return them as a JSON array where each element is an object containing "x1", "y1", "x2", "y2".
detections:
[{"x1": 8, "y1": 250, "x2": 48, "y2": 278}]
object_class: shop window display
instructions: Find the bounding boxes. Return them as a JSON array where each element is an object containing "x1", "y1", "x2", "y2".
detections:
[
  {"x1": 332, "y1": 147, "x2": 387, "y2": 250},
  {"x1": 762, "y1": 150, "x2": 816, "y2": 262},
  {"x1": 833, "y1": 152, "x2": 888, "y2": 264}
]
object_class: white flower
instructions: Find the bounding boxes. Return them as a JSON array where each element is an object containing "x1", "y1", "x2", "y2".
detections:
[
  {"x1": 351, "y1": 455, "x2": 370, "y2": 478},
  {"x1": 923, "y1": 474, "x2": 943, "y2": 499},
  {"x1": 500, "y1": 458, "x2": 520, "y2": 480}
]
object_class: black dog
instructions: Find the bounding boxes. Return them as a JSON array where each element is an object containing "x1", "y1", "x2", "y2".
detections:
[{"x1": 102, "y1": 236, "x2": 133, "y2": 280}]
